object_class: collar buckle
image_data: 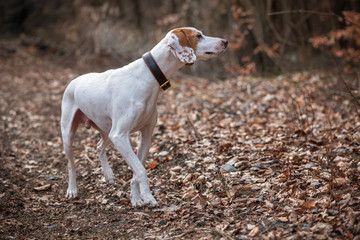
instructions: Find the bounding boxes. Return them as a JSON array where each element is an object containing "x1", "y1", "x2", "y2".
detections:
[{"x1": 142, "y1": 52, "x2": 171, "y2": 91}]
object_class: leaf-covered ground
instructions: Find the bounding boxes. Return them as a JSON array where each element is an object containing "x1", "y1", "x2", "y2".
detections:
[{"x1": 1, "y1": 46, "x2": 360, "y2": 239}]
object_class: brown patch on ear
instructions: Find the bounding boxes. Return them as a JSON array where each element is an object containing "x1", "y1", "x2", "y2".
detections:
[{"x1": 171, "y1": 28, "x2": 199, "y2": 51}]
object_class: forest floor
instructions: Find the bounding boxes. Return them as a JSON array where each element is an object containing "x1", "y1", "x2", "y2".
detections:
[{"x1": 1, "y1": 45, "x2": 360, "y2": 240}]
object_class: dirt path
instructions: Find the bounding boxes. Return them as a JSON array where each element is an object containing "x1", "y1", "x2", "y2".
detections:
[{"x1": 1, "y1": 47, "x2": 359, "y2": 239}]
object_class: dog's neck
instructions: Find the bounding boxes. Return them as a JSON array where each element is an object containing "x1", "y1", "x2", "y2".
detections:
[{"x1": 150, "y1": 38, "x2": 185, "y2": 80}]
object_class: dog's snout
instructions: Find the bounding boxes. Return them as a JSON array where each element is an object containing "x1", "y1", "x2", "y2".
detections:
[{"x1": 222, "y1": 39, "x2": 228, "y2": 48}]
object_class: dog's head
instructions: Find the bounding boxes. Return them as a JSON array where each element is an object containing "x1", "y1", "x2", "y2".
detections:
[{"x1": 166, "y1": 27, "x2": 228, "y2": 65}]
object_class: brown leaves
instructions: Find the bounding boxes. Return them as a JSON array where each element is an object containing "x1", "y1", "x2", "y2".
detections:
[{"x1": 1, "y1": 50, "x2": 360, "y2": 239}]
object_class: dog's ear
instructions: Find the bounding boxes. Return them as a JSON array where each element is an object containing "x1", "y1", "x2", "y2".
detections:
[{"x1": 167, "y1": 32, "x2": 196, "y2": 65}]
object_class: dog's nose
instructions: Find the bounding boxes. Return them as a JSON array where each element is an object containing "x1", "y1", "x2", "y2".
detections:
[{"x1": 222, "y1": 39, "x2": 228, "y2": 48}]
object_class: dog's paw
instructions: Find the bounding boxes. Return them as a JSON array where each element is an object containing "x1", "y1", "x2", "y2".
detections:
[
  {"x1": 103, "y1": 169, "x2": 115, "y2": 184},
  {"x1": 66, "y1": 187, "x2": 78, "y2": 198},
  {"x1": 141, "y1": 193, "x2": 158, "y2": 207},
  {"x1": 131, "y1": 197, "x2": 143, "y2": 207},
  {"x1": 105, "y1": 176, "x2": 115, "y2": 184},
  {"x1": 130, "y1": 193, "x2": 158, "y2": 207}
]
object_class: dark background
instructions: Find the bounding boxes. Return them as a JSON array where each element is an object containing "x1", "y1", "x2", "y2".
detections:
[{"x1": 0, "y1": 0, "x2": 359, "y2": 78}]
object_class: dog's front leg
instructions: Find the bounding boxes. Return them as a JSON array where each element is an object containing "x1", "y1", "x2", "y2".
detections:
[
  {"x1": 137, "y1": 110, "x2": 158, "y2": 165},
  {"x1": 110, "y1": 133, "x2": 158, "y2": 207},
  {"x1": 127, "y1": 111, "x2": 158, "y2": 205}
]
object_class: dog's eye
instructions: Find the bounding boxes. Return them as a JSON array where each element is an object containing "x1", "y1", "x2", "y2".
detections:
[{"x1": 196, "y1": 33, "x2": 203, "y2": 39}]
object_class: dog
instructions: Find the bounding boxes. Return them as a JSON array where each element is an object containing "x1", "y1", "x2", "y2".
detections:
[{"x1": 61, "y1": 27, "x2": 228, "y2": 207}]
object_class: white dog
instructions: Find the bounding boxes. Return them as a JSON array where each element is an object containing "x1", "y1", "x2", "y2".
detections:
[{"x1": 61, "y1": 27, "x2": 228, "y2": 207}]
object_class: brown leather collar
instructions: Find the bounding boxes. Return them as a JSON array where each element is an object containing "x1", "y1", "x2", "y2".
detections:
[{"x1": 142, "y1": 52, "x2": 171, "y2": 91}]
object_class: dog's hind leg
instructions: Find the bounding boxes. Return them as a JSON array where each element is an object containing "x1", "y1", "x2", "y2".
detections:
[
  {"x1": 96, "y1": 131, "x2": 114, "y2": 183},
  {"x1": 61, "y1": 97, "x2": 81, "y2": 198}
]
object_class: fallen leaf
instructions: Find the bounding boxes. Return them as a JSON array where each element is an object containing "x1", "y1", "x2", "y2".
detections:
[
  {"x1": 278, "y1": 217, "x2": 288, "y2": 222},
  {"x1": 182, "y1": 190, "x2": 197, "y2": 200},
  {"x1": 155, "y1": 204, "x2": 181, "y2": 212},
  {"x1": 147, "y1": 160, "x2": 158, "y2": 169},
  {"x1": 279, "y1": 174, "x2": 288, "y2": 183},
  {"x1": 335, "y1": 177, "x2": 348, "y2": 185},
  {"x1": 302, "y1": 200, "x2": 316, "y2": 209},
  {"x1": 247, "y1": 224, "x2": 256, "y2": 230},
  {"x1": 225, "y1": 190, "x2": 231, "y2": 199},
  {"x1": 248, "y1": 226, "x2": 260, "y2": 237},
  {"x1": 34, "y1": 184, "x2": 52, "y2": 191}
]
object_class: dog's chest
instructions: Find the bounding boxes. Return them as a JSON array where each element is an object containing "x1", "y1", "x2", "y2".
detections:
[{"x1": 128, "y1": 98, "x2": 157, "y2": 132}]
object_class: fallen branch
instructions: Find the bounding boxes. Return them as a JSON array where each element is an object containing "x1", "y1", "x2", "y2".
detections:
[
  {"x1": 187, "y1": 114, "x2": 202, "y2": 141},
  {"x1": 168, "y1": 227, "x2": 235, "y2": 240},
  {"x1": 267, "y1": 9, "x2": 360, "y2": 29}
]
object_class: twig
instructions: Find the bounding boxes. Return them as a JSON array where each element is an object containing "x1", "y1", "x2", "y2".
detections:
[
  {"x1": 196, "y1": 228, "x2": 235, "y2": 240},
  {"x1": 218, "y1": 169, "x2": 231, "y2": 199},
  {"x1": 325, "y1": 105, "x2": 333, "y2": 166},
  {"x1": 324, "y1": 105, "x2": 337, "y2": 189},
  {"x1": 168, "y1": 228, "x2": 195, "y2": 239},
  {"x1": 186, "y1": 114, "x2": 202, "y2": 141},
  {"x1": 265, "y1": 1, "x2": 297, "y2": 48},
  {"x1": 168, "y1": 227, "x2": 235, "y2": 240},
  {"x1": 302, "y1": 87, "x2": 315, "y2": 132},
  {"x1": 267, "y1": 9, "x2": 360, "y2": 29},
  {"x1": 207, "y1": 227, "x2": 235, "y2": 240},
  {"x1": 287, "y1": 92, "x2": 303, "y2": 129},
  {"x1": 279, "y1": 96, "x2": 297, "y2": 132},
  {"x1": 85, "y1": 153, "x2": 95, "y2": 166},
  {"x1": 328, "y1": 52, "x2": 360, "y2": 116}
]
